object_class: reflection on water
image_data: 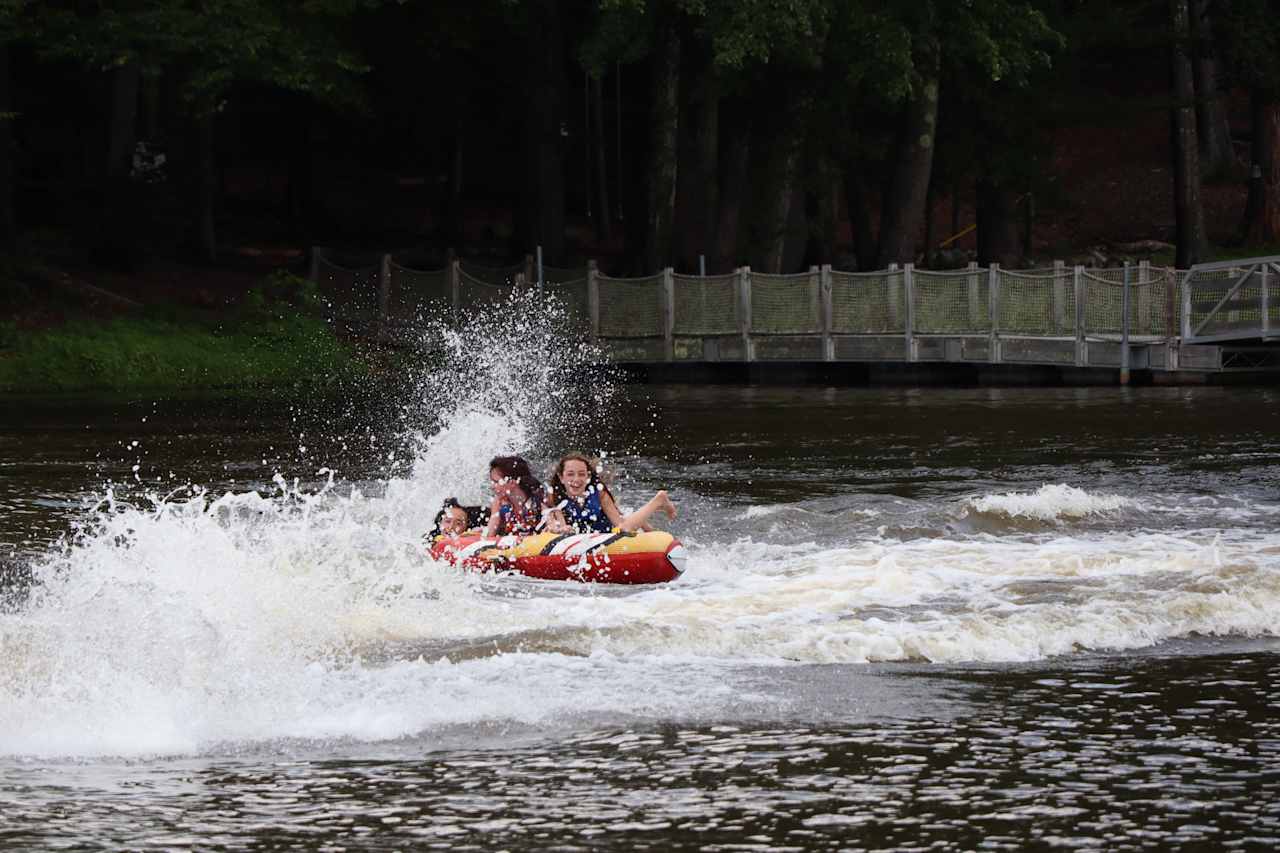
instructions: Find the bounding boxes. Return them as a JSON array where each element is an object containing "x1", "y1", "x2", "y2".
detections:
[{"x1": 3, "y1": 653, "x2": 1276, "y2": 850}]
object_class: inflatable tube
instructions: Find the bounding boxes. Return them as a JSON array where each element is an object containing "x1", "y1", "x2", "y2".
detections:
[{"x1": 429, "y1": 529, "x2": 686, "y2": 584}]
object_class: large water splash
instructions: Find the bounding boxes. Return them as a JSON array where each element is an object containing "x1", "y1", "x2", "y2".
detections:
[{"x1": 0, "y1": 290, "x2": 637, "y2": 756}]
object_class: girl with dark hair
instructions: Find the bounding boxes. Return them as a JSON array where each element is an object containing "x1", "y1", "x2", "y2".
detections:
[
  {"x1": 482, "y1": 455, "x2": 548, "y2": 537},
  {"x1": 430, "y1": 498, "x2": 490, "y2": 538},
  {"x1": 544, "y1": 452, "x2": 677, "y2": 534}
]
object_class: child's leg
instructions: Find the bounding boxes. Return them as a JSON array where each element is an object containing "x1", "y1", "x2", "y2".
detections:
[{"x1": 617, "y1": 490, "x2": 678, "y2": 532}]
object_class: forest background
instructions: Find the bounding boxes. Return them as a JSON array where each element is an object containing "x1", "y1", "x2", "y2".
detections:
[{"x1": 0, "y1": 0, "x2": 1278, "y2": 391}]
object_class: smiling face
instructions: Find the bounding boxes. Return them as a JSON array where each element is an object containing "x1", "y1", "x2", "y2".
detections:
[
  {"x1": 439, "y1": 505, "x2": 469, "y2": 536},
  {"x1": 560, "y1": 458, "x2": 592, "y2": 497}
]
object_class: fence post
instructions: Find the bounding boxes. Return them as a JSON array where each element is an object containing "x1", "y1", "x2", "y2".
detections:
[
  {"x1": 587, "y1": 260, "x2": 600, "y2": 342},
  {"x1": 904, "y1": 262, "x2": 916, "y2": 361},
  {"x1": 888, "y1": 262, "x2": 901, "y2": 329},
  {"x1": 967, "y1": 261, "x2": 981, "y2": 331},
  {"x1": 1074, "y1": 265, "x2": 1086, "y2": 366},
  {"x1": 1120, "y1": 261, "x2": 1131, "y2": 385},
  {"x1": 738, "y1": 266, "x2": 753, "y2": 362},
  {"x1": 378, "y1": 254, "x2": 392, "y2": 338},
  {"x1": 536, "y1": 245, "x2": 544, "y2": 293},
  {"x1": 1263, "y1": 262, "x2": 1271, "y2": 339},
  {"x1": 1053, "y1": 260, "x2": 1067, "y2": 334},
  {"x1": 989, "y1": 263, "x2": 1001, "y2": 363},
  {"x1": 1138, "y1": 259, "x2": 1151, "y2": 335},
  {"x1": 662, "y1": 267, "x2": 675, "y2": 362},
  {"x1": 821, "y1": 264, "x2": 834, "y2": 361},
  {"x1": 1181, "y1": 268, "x2": 1193, "y2": 340},
  {"x1": 808, "y1": 264, "x2": 821, "y2": 337}
]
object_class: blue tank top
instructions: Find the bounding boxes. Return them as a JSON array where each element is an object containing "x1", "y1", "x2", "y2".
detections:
[{"x1": 559, "y1": 488, "x2": 612, "y2": 533}]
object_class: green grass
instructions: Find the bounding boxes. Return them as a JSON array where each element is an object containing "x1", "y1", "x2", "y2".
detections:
[{"x1": 0, "y1": 272, "x2": 368, "y2": 394}]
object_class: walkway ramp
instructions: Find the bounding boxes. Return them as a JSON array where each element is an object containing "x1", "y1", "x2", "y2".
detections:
[{"x1": 1182, "y1": 257, "x2": 1280, "y2": 344}]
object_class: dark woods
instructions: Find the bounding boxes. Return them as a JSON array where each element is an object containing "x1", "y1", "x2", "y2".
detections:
[{"x1": 1, "y1": 0, "x2": 1277, "y2": 278}]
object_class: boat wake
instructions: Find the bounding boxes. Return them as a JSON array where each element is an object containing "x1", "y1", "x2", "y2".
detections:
[{"x1": 1, "y1": 295, "x2": 1278, "y2": 757}]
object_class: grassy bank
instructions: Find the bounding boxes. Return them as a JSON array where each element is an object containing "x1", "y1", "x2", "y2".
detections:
[{"x1": 0, "y1": 271, "x2": 371, "y2": 394}]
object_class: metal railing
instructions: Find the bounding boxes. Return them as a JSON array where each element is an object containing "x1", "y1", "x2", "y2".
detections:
[{"x1": 311, "y1": 248, "x2": 1280, "y2": 372}]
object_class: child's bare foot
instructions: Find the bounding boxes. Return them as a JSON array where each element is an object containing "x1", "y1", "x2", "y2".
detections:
[{"x1": 657, "y1": 490, "x2": 678, "y2": 520}]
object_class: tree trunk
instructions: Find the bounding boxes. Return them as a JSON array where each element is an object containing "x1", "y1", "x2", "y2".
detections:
[
  {"x1": 106, "y1": 64, "x2": 140, "y2": 180},
  {"x1": 644, "y1": 16, "x2": 680, "y2": 274},
  {"x1": 751, "y1": 100, "x2": 808, "y2": 273},
  {"x1": 0, "y1": 44, "x2": 14, "y2": 252},
  {"x1": 715, "y1": 124, "x2": 749, "y2": 270},
  {"x1": 591, "y1": 73, "x2": 611, "y2": 244},
  {"x1": 877, "y1": 40, "x2": 940, "y2": 267},
  {"x1": 842, "y1": 166, "x2": 877, "y2": 270},
  {"x1": 805, "y1": 155, "x2": 839, "y2": 266},
  {"x1": 976, "y1": 177, "x2": 1021, "y2": 267},
  {"x1": 440, "y1": 115, "x2": 464, "y2": 249},
  {"x1": 1240, "y1": 90, "x2": 1280, "y2": 244},
  {"x1": 1192, "y1": 0, "x2": 1235, "y2": 178},
  {"x1": 673, "y1": 53, "x2": 717, "y2": 273},
  {"x1": 522, "y1": 0, "x2": 565, "y2": 263},
  {"x1": 1171, "y1": 0, "x2": 1207, "y2": 268},
  {"x1": 286, "y1": 94, "x2": 314, "y2": 229},
  {"x1": 923, "y1": 177, "x2": 936, "y2": 267},
  {"x1": 193, "y1": 111, "x2": 217, "y2": 262}
]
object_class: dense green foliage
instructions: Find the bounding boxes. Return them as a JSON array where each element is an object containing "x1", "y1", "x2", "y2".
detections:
[{"x1": 0, "y1": 0, "x2": 1273, "y2": 283}]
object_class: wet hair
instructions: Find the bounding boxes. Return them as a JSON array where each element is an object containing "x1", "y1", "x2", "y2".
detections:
[
  {"x1": 429, "y1": 497, "x2": 489, "y2": 538},
  {"x1": 547, "y1": 452, "x2": 613, "y2": 507},
  {"x1": 488, "y1": 455, "x2": 544, "y2": 503}
]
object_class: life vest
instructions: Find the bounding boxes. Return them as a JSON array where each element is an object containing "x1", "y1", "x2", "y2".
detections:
[
  {"x1": 555, "y1": 486, "x2": 613, "y2": 534},
  {"x1": 497, "y1": 494, "x2": 543, "y2": 536}
]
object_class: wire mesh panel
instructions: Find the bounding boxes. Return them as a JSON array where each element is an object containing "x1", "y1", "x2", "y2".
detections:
[
  {"x1": 998, "y1": 269, "x2": 1069, "y2": 336},
  {"x1": 1129, "y1": 267, "x2": 1179, "y2": 337},
  {"x1": 315, "y1": 250, "x2": 379, "y2": 318},
  {"x1": 1186, "y1": 265, "x2": 1267, "y2": 339},
  {"x1": 751, "y1": 272, "x2": 819, "y2": 334},
  {"x1": 830, "y1": 269, "x2": 905, "y2": 334},
  {"x1": 458, "y1": 268, "x2": 515, "y2": 315},
  {"x1": 544, "y1": 277, "x2": 590, "y2": 328},
  {"x1": 387, "y1": 260, "x2": 450, "y2": 321},
  {"x1": 460, "y1": 260, "x2": 525, "y2": 286},
  {"x1": 673, "y1": 273, "x2": 739, "y2": 335},
  {"x1": 598, "y1": 274, "x2": 664, "y2": 338},
  {"x1": 1081, "y1": 270, "x2": 1127, "y2": 335},
  {"x1": 913, "y1": 269, "x2": 990, "y2": 334}
]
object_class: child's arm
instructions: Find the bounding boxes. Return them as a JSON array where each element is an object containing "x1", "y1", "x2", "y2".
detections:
[{"x1": 482, "y1": 497, "x2": 502, "y2": 538}]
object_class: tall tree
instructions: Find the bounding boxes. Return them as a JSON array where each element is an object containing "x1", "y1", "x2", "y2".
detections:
[
  {"x1": 521, "y1": 0, "x2": 566, "y2": 264},
  {"x1": 1219, "y1": 0, "x2": 1280, "y2": 245},
  {"x1": 876, "y1": 35, "x2": 940, "y2": 267},
  {"x1": 1192, "y1": 0, "x2": 1235, "y2": 178},
  {"x1": 1170, "y1": 0, "x2": 1207, "y2": 266},
  {"x1": 644, "y1": 8, "x2": 680, "y2": 273}
]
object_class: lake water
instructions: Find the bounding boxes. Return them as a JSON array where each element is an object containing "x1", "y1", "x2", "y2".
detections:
[{"x1": 2, "y1": 381, "x2": 1279, "y2": 851}]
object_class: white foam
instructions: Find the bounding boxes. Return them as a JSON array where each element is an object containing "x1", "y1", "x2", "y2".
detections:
[{"x1": 966, "y1": 484, "x2": 1137, "y2": 522}]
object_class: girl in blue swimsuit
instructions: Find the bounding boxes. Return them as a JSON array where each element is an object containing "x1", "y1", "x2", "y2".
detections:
[{"x1": 543, "y1": 452, "x2": 677, "y2": 534}]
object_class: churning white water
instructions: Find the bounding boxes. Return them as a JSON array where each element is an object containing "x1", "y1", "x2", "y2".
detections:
[{"x1": 1, "y1": 297, "x2": 1278, "y2": 759}]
